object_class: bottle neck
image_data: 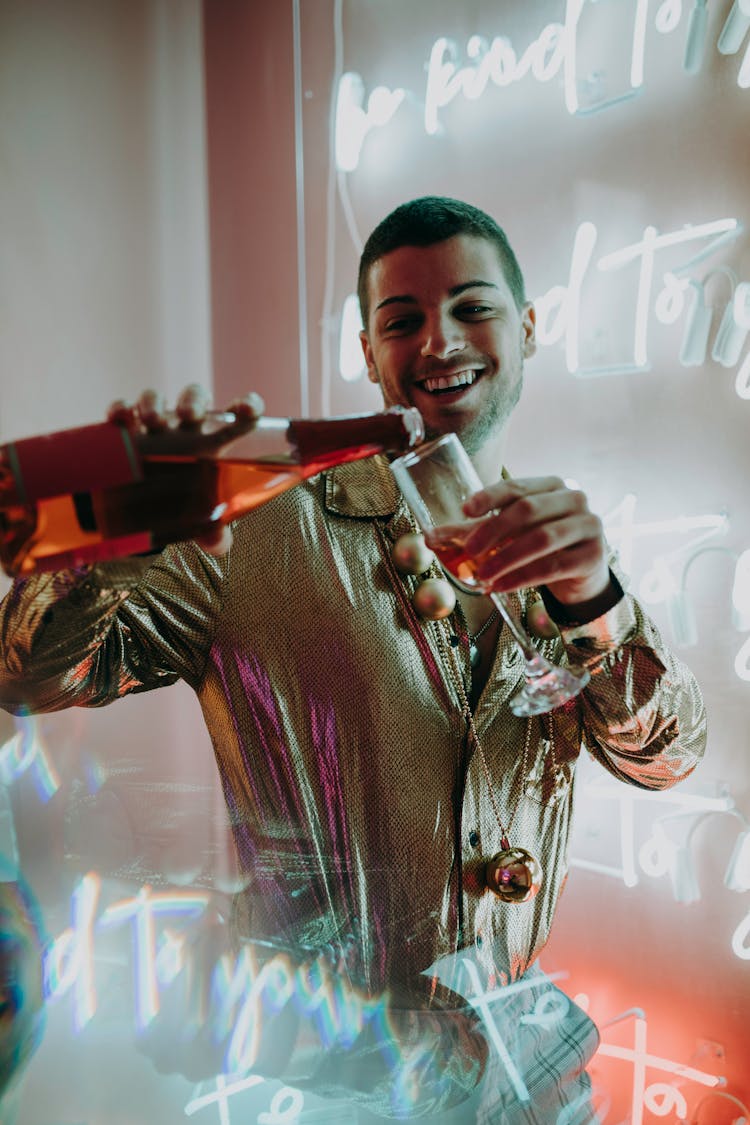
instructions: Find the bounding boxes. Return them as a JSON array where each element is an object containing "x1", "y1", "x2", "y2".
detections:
[{"x1": 287, "y1": 409, "x2": 423, "y2": 468}]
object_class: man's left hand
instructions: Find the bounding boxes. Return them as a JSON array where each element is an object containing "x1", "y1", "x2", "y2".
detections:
[{"x1": 456, "y1": 476, "x2": 611, "y2": 608}]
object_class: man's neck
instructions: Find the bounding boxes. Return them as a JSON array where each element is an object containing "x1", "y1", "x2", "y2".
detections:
[{"x1": 469, "y1": 433, "x2": 508, "y2": 486}]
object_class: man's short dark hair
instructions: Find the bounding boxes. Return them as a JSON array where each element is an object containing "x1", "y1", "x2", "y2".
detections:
[{"x1": 357, "y1": 196, "x2": 527, "y2": 328}]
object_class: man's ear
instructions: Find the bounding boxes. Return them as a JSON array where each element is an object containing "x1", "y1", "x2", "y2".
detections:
[
  {"x1": 360, "y1": 331, "x2": 380, "y2": 385},
  {"x1": 522, "y1": 302, "x2": 536, "y2": 359}
]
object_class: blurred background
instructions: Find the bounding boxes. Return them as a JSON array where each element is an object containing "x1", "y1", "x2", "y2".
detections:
[{"x1": 1, "y1": 0, "x2": 748, "y2": 1121}]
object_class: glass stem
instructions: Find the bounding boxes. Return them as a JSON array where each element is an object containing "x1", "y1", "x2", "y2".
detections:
[{"x1": 488, "y1": 592, "x2": 553, "y2": 675}]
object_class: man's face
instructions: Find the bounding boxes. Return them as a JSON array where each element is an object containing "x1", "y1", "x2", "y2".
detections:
[{"x1": 360, "y1": 234, "x2": 536, "y2": 455}]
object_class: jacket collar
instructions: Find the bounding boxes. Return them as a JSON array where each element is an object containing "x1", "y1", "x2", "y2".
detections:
[
  {"x1": 324, "y1": 456, "x2": 402, "y2": 520},
  {"x1": 324, "y1": 454, "x2": 510, "y2": 520}
]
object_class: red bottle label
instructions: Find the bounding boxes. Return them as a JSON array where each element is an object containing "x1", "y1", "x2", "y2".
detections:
[{"x1": 5, "y1": 422, "x2": 143, "y2": 504}]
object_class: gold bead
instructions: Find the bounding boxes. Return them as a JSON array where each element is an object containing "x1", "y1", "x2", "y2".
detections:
[
  {"x1": 392, "y1": 532, "x2": 435, "y2": 575},
  {"x1": 412, "y1": 577, "x2": 456, "y2": 620}
]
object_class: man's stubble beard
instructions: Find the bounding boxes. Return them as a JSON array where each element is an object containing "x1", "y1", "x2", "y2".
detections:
[
  {"x1": 372, "y1": 358, "x2": 524, "y2": 455},
  {"x1": 422, "y1": 370, "x2": 524, "y2": 456}
]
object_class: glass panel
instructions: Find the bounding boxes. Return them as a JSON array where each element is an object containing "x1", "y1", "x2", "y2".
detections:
[{"x1": 1, "y1": 1, "x2": 748, "y2": 1123}]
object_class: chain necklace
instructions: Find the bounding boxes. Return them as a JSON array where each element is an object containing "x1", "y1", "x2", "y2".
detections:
[
  {"x1": 451, "y1": 606, "x2": 502, "y2": 669},
  {"x1": 383, "y1": 520, "x2": 551, "y2": 903},
  {"x1": 435, "y1": 617, "x2": 553, "y2": 904}
]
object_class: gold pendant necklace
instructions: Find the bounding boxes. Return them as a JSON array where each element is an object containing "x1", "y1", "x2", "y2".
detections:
[
  {"x1": 435, "y1": 616, "x2": 549, "y2": 905},
  {"x1": 387, "y1": 525, "x2": 548, "y2": 903},
  {"x1": 470, "y1": 711, "x2": 544, "y2": 905}
]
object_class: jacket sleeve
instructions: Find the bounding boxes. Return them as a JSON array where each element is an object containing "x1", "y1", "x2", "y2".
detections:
[
  {"x1": 0, "y1": 544, "x2": 226, "y2": 715},
  {"x1": 551, "y1": 583, "x2": 707, "y2": 791}
]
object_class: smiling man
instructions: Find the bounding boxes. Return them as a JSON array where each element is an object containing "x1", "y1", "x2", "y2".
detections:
[
  {"x1": 0, "y1": 196, "x2": 706, "y2": 1122},
  {"x1": 359, "y1": 202, "x2": 531, "y2": 471}
]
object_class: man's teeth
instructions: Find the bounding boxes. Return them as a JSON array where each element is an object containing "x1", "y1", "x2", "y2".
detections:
[{"x1": 421, "y1": 371, "x2": 477, "y2": 394}]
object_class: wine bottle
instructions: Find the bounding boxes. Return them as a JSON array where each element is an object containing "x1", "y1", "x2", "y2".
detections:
[{"x1": 0, "y1": 406, "x2": 424, "y2": 576}]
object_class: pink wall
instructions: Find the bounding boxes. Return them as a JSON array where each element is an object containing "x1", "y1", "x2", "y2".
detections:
[{"x1": 204, "y1": 0, "x2": 302, "y2": 415}]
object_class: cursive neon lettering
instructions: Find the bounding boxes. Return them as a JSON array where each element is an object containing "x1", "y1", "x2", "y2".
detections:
[
  {"x1": 339, "y1": 216, "x2": 744, "y2": 384},
  {"x1": 98, "y1": 885, "x2": 209, "y2": 1028},
  {"x1": 337, "y1": 1, "x2": 748, "y2": 174},
  {"x1": 335, "y1": 72, "x2": 404, "y2": 172},
  {"x1": 423, "y1": 0, "x2": 585, "y2": 136},
  {"x1": 731, "y1": 907, "x2": 750, "y2": 958},
  {"x1": 655, "y1": 0, "x2": 683, "y2": 35},
  {"x1": 631, "y1": 0, "x2": 652, "y2": 88},
  {"x1": 734, "y1": 634, "x2": 750, "y2": 682},
  {"x1": 736, "y1": 350, "x2": 750, "y2": 398},
  {"x1": 44, "y1": 872, "x2": 101, "y2": 1029},
  {"x1": 534, "y1": 220, "x2": 598, "y2": 373},
  {"x1": 0, "y1": 715, "x2": 60, "y2": 800}
]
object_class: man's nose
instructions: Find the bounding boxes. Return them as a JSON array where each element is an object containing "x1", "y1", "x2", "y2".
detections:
[{"x1": 419, "y1": 315, "x2": 466, "y2": 359}]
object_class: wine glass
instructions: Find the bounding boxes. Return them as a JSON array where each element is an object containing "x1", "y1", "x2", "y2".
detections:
[{"x1": 390, "y1": 432, "x2": 590, "y2": 716}]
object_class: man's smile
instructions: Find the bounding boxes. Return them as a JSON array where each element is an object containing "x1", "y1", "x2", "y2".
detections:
[{"x1": 413, "y1": 367, "x2": 483, "y2": 399}]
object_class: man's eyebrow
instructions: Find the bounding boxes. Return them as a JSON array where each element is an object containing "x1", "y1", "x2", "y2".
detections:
[
  {"x1": 449, "y1": 280, "x2": 500, "y2": 296},
  {"x1": 374, "y1": 280, "x2": 500, "y2": 313},
  {"x1": 375, "y1": 294, "x2": 418, "y2": 312}
]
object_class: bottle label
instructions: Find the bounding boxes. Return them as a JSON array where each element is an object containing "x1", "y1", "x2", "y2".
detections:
[{"x1": 6, "y1": 422, "x2": 143, "y2": 504}]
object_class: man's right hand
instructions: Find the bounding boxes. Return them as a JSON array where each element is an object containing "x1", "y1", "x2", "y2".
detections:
[{"x1": 106, "y1": 384, "x2": 265, "y2": 557}]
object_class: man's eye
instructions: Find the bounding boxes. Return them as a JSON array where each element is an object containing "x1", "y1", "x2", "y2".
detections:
[
  {"x1": 384, "y1": 316, "x2": 418, "y2": 333},
  {"x1": 458, "y1": 304, "x2": 493, "y2": 317}
]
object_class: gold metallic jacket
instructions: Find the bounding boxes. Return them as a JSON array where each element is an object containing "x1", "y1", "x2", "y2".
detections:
[{"x1": 0, "y1": 457, "x2": 707, "y2": 1002}]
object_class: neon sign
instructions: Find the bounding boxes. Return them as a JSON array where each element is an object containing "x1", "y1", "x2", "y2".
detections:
[
  {"x1": 600, "y1": 491, "x2": 750, "y2": 682},
  {"x1": 590, "y1": 1004, "x2": 723, "y2": 1125},
  {"x1": 0, "y1": 715, "x2": 60, "y2": 801},
  {"x1": 593, "y1": 218, "x2": 742, "y2": 371},
  {"x1": 43, "y1": 872, "x2": 210, "y2": 1030},
  {"x1": 525, "y1": 216, "x2": 744, "y2": 378},
  {"x1": 334, "y1": 72, "x2": 405, "y2": 174},
  {"x1": 601, "y1": 493, "x2": 729, "y2": 601},
  {"x1": 570, "y1": 782, "x2": 737, "y2": 888},
  {"x1": 719, "y1": 0, "x2": 750, "y2": 87},
  {"x1": 334, "y1": 0, "x2": 749, "y2": 173},
  {"x1": 569, "y1": 778, "x2": 750, "y2": 963},
  {"x1": 183, "y1": 987, "x2": 727, "y2": 1125},
  {"x1": 734, "y1": 633, "x2": 750, "y2": 681},
  {"x1": 731, "y1": 906, "x2": 750, "y2": 958},
  {"x1": 42, "y1": 872, "x2": 404, "y2": 1106},
  {"x1": 213, "y1": 943, "x2": 388, "y2": 1076},
  {"x1": 185, "y1": 1075, "x2": 304, "y2": 1124},
  {"x1": 423, "y1": 1, "x2": 584, "y2": 136}
]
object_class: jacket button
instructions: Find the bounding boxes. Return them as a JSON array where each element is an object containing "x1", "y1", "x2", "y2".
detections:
[{"x1": 468, "y1": 830, "x2": 480, "y2": 848}]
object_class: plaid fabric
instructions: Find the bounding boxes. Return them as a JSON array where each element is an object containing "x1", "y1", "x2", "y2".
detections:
[
  {"x1": 422, "y1": 960, "x2": 600, "y2": 1125},
  {"x1": 296, "y1": 963, "x2": 600, "y2": 1124},
  {"x1": 473, "y1": 977, "x2": 600, "y2": 1125}
]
